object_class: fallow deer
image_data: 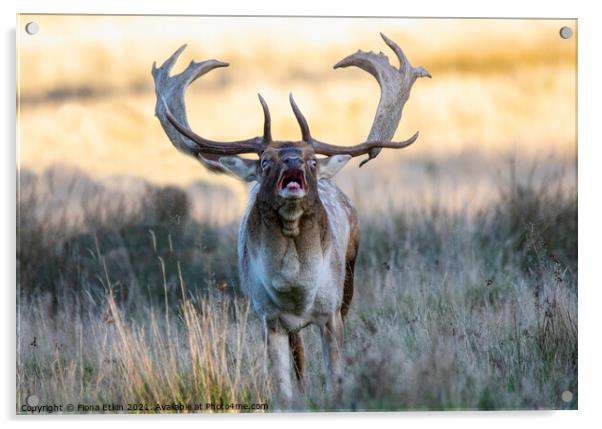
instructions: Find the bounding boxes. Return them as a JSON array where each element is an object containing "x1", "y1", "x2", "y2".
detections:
[{"x1": 152, "y1": 33, "x2": 429, "y2": 404}]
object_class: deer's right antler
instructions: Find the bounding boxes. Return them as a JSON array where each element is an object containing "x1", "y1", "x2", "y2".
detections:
[{"x1": 152, "y1": 45, "x2": 271, "y2": 171}]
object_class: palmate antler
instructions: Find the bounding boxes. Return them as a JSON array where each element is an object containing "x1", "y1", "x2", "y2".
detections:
[
  {"x1": 151, "y1": 44, "x2": 272, "y2": 173},
  {"x1": 152, "y1": 34, "x2": 429, "y2": 169},
  {"x1": 307, "y1": 32, "x2": 431, "y2": 166}
]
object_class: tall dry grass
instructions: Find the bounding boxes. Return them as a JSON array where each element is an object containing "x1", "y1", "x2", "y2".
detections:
[
  {"x1": 18, "y1": 291, "x2": 271, "y2": 412},
  {"x1": 17, "y1": 157, "x2": 577, "y2": 412}
]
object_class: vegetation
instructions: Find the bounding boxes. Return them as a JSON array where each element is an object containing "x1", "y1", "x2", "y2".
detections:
[{"x1": 17, "y1": 159, "x2": 577, "y2": 412}]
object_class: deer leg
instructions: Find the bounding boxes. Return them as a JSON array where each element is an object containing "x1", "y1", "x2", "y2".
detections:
[
  {"x1": 288, "y1": 331, "x2": 306, "y2": 393},
  {"x1": 267, "y1": 327, "x2": 293, "y2": 405},
  {"x1": 320, "y1": 312, "x2": 344, "y2": 399}
]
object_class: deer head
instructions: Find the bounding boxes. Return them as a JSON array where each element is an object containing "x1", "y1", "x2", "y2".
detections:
[
  {"x1": 198, "y1": 94, "x2": 354, "y2": 200},
  {"x1": 152, "y1": 32, "x2": 430, "y2": 201}
]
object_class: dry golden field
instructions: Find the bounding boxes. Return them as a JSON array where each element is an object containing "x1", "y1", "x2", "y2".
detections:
[{"x1": 18, "y1": 17, "x2": 576, "y2": 203}]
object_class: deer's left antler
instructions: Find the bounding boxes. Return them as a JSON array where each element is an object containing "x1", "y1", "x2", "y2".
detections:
[{"x1": 309, "y1": 33, "x2": 430, "y2": 167}]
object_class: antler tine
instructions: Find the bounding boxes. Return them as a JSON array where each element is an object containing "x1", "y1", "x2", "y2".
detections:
[
  {"x1": 152, "y1": 45, "x2": 265, "y2": 165},
  {"x1": 289, "y1": 93, "x2": 312, "y2": 142},
  {"x1": 379, "y1": 32, "x2": 431, "y2": 79},
  {"x1": 258, "y1": 93, "x2": 272, "y2": 143},
  {"x1": 163, "y1": 101, "x2": 264, "y2": 155},
  {"x1": 311, "y1": 132, "x2": 419, "y2": 163},
  {"x1": 320, "y1": 33, "x2": 430, "y2": 167}
]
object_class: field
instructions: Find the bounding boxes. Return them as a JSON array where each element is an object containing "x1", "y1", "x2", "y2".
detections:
[{"x1": 16, "y1": 16, "x2": 577, "y2": 412}]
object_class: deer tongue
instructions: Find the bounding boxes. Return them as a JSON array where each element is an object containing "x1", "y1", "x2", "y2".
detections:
[{"x1": 286, "y1": 181, "x2": 301, "y2": 190}]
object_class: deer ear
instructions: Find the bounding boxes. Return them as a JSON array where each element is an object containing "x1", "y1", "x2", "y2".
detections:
[
  {"x1": 218, "y1": 156, "x2": 259, "y2": 182},
  {"x1": 318, "y1": 155, "x2": 352, "y2": 179}
]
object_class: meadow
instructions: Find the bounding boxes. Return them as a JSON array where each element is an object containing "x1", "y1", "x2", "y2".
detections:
[
  {"x1": 16, "y1": 16, "x2": 577, "y2": 412},
  {"x1": 16, "y1": 154, "x2": 577, "y2": 412}
]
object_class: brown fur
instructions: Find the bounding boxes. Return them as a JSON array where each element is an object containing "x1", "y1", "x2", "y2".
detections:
[
  {"x1": 341, "y1": 258, "x2": 356, "y2": 322},
  {"x1": 342, "y1": 198, "x2": 360, "y2": 321}
]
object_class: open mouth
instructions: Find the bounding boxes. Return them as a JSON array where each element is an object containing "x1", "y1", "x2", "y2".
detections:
[{"x1": 278, "y1": 169, "x2": 306, "y2": 196}]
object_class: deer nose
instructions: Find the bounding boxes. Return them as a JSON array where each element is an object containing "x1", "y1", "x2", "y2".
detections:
[{"x1": 283, "y1": 156, "x2": 303, "y2": 169}]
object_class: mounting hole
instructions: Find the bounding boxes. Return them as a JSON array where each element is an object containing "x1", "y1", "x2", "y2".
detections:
[
  {"x1": 559, "y1": 26, "x2": 573, "y2": 39},
  {"x1": 561, "y1": 390, "x2": 573, "y2": 402},
  {"x1": 26, "y1": 394, "x2": 40, "y2": 406},
  {"x1": 25, "y1": 22, "x2": 39, "y2": 35}
]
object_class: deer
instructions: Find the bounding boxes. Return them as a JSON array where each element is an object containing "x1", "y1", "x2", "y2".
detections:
[{"x1": 152, "y1": 33, "x2": 430, "y2": 404}]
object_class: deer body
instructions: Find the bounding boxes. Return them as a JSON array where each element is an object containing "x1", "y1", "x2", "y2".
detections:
[
  {"x1": 240, "y1": 180, "x2": 357, "y2": 330},
  {"x1": 236, "y1": 157, "x2": 360, "y2": 401},
  {"x1": 152, "y1": 33, "x2": 429, "y2": 405}
]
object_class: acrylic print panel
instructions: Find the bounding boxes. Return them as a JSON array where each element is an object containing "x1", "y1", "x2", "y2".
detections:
[{"x1": 16, "y1": 15, "x2": 577, "y2": 413}]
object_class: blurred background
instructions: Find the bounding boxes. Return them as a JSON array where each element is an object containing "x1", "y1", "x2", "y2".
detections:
[{"x1": 17, "y1": 16, "x2": 576, "y2": 224}]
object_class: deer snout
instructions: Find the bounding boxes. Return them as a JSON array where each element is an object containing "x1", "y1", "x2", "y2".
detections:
[
  {"x1": 283, "y1": 156, "x2": 303, "y2": 169},
  {"x1": 277, "y1": 158, "x2": 307, "y2": 200}
]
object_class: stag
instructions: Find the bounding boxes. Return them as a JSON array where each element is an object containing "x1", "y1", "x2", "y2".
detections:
[{"x1": 152, "y1": 33, "x2": 429, "y2": 404}]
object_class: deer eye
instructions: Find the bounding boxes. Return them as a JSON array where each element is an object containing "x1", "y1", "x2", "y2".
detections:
[
  {"x1": 308, "y1": 159, "x2": 317, "y2": 169},
  {"x1": 261, "y1": 159, "x2": 272, "y2": 170}
]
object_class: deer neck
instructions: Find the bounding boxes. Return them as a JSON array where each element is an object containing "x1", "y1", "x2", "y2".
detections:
[
  {"x1": 254, "y1": 196, "x2": 330, "y2": 254},
  {"x1": 277, "y1": 199, "x2": 310, "y2": 238}
]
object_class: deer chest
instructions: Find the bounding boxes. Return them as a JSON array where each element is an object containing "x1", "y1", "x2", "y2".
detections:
[{"x1": 246, "y1": 239, "x2": 342, "y2": 326}]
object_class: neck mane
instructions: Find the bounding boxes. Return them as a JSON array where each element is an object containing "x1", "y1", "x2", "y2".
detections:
[{"x1": 254, "y1": 192, "x2": 330, "y2": 244}]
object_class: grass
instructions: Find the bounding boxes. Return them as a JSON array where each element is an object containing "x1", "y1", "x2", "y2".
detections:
[{"x1": 16, "y1": 157, "x2": 577, "y2": 413}]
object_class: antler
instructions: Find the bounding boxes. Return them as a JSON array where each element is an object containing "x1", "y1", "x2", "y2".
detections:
[
  {"x1": 289, "y1": 93, "x2": 312, "y2": 142},
  {"x1": 311, "y1": 33, "x2": 430, "y2": 167},
  {"x1": 152, "y1": 45, "x2": 270, "y2": 172}
]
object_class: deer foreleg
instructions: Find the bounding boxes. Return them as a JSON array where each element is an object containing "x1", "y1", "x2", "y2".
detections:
[{"x1": 267, "y1": 327, "x2": 293, "y2": 405}]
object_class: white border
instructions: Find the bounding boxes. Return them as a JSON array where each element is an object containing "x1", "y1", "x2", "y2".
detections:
[{"x1": 3, "y1": 1, "x2": 600, "y2": 428}]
